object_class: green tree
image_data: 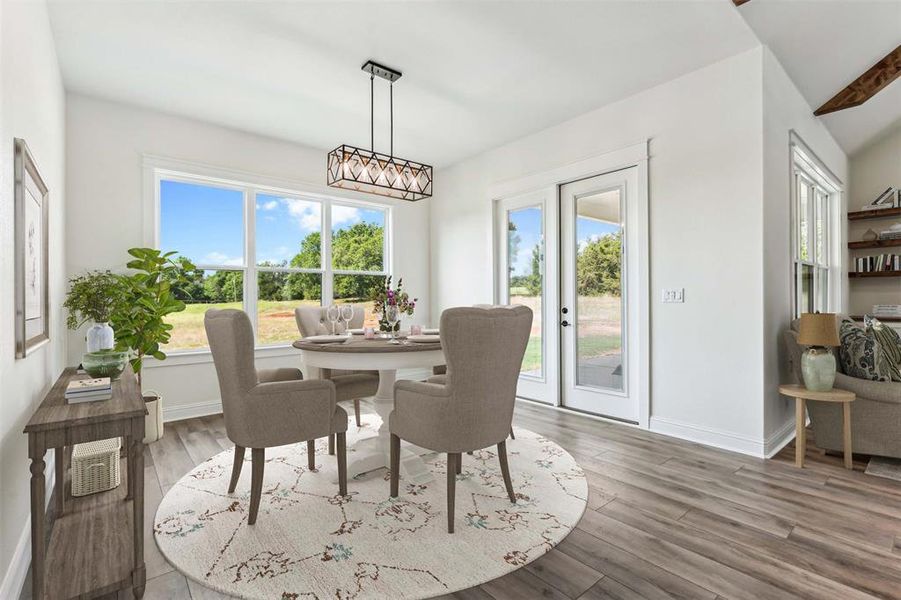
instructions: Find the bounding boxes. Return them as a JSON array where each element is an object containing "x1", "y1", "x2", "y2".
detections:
[
  {"x1": 203, "y1": 270, "x2": 244, "y2": 303},
  {"x1": 171, "y1": 258, "x2": 209, "y2": 303},
  {"x1": 285, "y1": 231, "x2": 322, "y2": 301},
  {"x1": 577, "y1": 232, "x2": 622, "y2": 296},
  {"x1": 507, "y1": 221, "x2": 521, "y2": 278},
  {"x1": 258, "y1": 261, "x2": 288, "y2": 301},
  {"x1": 332, "y1": 222, "x2": 383, "y2": 271}
]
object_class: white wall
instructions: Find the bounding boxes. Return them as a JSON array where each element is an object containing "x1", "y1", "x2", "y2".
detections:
[
  {"x1": 761, "y1": 48, "x2": 848, "y2": 447},
  {"x1": 65, "y1": 94, "x2": 431, "y2": 419},
  {"x1": 0, "y1": 0, "x2": 67, "y2": 595},
  {"x1": 847, "y1": 125, "x2": 901, "y2": 317},
  {"x1": 432, "y1": 48, "x2": 772, "y2": 454}
]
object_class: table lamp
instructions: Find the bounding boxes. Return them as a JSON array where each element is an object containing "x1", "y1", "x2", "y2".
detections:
[{"x1": 798, "y1": 312, "x2": 840, "y2": 391}]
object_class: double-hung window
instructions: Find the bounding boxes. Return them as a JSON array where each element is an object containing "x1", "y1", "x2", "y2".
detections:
[
  {"x1": 791, "y1": 141, "x2": 840, "y2": 317},
  {"x1": 155, "y1": 170, "x2": 389, "y2": 352}
]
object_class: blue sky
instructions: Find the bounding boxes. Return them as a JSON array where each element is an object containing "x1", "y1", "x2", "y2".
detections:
[
  {"x1": 508, "y1": 207, "x2": 620, "y2": 276},
  {"x1": 160, "y1": 180, "x2": 385, "y2": 267}
]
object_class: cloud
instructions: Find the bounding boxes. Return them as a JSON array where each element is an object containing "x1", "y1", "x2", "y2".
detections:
[
  {"x1": 259, "y1": 199, "x2": 278, "y2": 211},
  {"x1": 281, "y1": 198, "x2": 321, "y2": 231},
  {"x1": 332, "y1": 205, "x2": 362, "y2": 227},
  {"x1": 201, "y1": 251, "x2": 243, "y2": 267}
]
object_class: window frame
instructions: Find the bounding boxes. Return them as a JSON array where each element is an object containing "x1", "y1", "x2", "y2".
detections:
[
  {"x1": 145, "y1": 159, "x2": 392, "y2": 356},
  {"x1": 789, "y1": 137, "x2": 841, "y2": 318}
]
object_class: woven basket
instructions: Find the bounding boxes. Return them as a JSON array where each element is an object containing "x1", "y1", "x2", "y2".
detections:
[{"x1": 71, "y1": 437, "x2": 121, "y2": 497}]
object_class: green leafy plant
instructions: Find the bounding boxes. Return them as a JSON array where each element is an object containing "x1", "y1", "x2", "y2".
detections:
[
  {"x1": 111, "y1": 248, "x2": 197, "y2": 386},
  {"x1": 63, "y1": 270, "x2": 123, "y2": 329}
]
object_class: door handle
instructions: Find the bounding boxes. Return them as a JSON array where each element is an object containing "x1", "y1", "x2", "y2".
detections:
[
  {"x1": 561, "y1": 307, "x2": 569, "y2": 314},
  {"x1": 561, "y1": 320, "x2": 570, "y2": 327}
]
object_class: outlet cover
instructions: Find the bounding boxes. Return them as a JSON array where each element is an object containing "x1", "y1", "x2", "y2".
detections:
[{"x1": 662, "y1": 288, "x2": 684, "y2": 303}]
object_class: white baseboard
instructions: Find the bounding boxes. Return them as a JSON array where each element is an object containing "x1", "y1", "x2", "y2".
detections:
[
  {"x1": 1, "y1": 453, "x2": 56, "y2": 600},
  {"x1": 764, "y1": 417, "x2": 798, "y2": 458},
  {"x1": 161, "y1": 368, "x2": 435, "y2": 423},
  {"x1": 650, "y1": 416, "x2": 768, "y2": 457}
]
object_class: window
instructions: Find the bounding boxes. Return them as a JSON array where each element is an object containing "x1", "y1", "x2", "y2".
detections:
[
  {"x1": 791, "y1": 142, "x2": 839, "y2": 317},
  {"x1": 156, "y1": 171, "x2": 389, "y2": 351}
]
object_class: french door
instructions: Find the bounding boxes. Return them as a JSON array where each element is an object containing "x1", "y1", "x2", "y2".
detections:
[
  {"x1": 495, "y1": 165, "x2": 645, "y2": 423},
  {"x1": 560, "y1": 168, "x2": 640, "y2": 422}
]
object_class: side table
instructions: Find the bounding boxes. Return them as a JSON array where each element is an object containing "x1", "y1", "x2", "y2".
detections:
[{"x1": 778, "y1": 384, "x2": 856, "y2": 469}]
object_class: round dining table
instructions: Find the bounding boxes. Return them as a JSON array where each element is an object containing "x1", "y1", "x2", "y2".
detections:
[{"x1": 292, "y1": 334, "x2": 445, "y2": 484}]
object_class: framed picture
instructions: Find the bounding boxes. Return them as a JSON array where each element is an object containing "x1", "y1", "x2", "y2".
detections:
[{"x1": 14, "y1": 138, "x2": 50, "y2": 358}]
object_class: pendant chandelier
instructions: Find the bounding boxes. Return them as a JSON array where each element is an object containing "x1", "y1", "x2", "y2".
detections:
[{"x1": 327, "y1": 61, "x2": 433, "y2": 201}]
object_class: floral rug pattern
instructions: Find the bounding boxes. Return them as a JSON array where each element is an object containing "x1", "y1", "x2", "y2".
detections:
[{"x1": 154, "y1": 417, "x2": 587, "y2": 599}]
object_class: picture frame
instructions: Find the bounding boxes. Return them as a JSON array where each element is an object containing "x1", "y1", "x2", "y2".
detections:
[{"x1": 14, "y1": 138, "x2": 50, "y2": 358}]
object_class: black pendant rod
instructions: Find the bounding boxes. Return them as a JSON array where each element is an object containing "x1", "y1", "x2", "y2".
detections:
[
  {"x1": 370, "y1": 73, "x2": 374, "y2": 152},
  {"x1": 390, "y1": 82, "x2": 394, "y2": 157}
]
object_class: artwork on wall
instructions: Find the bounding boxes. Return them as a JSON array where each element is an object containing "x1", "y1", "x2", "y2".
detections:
[{"x1": 14, "y1": 138, "x2": 50, "y2": 358}]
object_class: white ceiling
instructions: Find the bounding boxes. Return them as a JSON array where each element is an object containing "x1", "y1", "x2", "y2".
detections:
[
  {"x1": 737, "y1": 0, "x2": 901, "y2": 157},
  {"x1": 47, "y1": 1, "x2": 760, "y2": 167}
]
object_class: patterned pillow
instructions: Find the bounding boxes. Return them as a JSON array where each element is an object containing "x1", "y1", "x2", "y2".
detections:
[
  {"x1": 864, "y1": 315, "x2": 901, "y2": 382},
  {"x1": 838, "y1": 319, "x2": 892, "y2": 382}
]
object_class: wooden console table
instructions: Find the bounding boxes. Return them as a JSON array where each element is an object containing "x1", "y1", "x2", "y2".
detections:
[{"x1": 24, "y1": 365, "x2": 147, "y2": 599}]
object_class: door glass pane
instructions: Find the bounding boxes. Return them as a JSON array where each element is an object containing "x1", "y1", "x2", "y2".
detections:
[
  {"x1": 575, "y1": 189, "x2": 623, "y2": 391},
  {"x1": 507, "y1": 207, "x2": 543, "y2": 377}
]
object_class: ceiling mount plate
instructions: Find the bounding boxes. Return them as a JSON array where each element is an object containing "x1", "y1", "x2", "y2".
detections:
[{"x1": 362, "y1": 60, "x2": 402, "y2": 83}]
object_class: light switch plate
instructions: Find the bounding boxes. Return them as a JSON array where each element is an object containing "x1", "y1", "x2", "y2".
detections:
[{"x1": 662, "y1": 288, "x2": 684, "y2": 303}]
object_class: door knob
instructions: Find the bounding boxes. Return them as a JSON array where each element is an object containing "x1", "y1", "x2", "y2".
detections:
[
  {"x1": 561, "y1": 307, "x2": 569, "y2": 314},
  {"x1": 561, "y1": 320, "x2": 570, "y2": 327}
]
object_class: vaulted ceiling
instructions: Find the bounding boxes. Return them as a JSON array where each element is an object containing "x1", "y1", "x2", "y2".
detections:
[
  {"x1": 736, "y1": 0, "x2": 901, "y2": 156},
  {"x1": 47, "y1": 1, "x2": 759, "y2": 167}
]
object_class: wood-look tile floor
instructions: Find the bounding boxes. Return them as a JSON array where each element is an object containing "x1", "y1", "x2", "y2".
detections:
[{"x1": 22, "y1": 400, "x2": 901, "y2": 599}]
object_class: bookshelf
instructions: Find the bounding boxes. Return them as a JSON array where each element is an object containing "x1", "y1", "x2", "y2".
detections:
[
  {"x1": 847, "y1": 207, "x2": 901, "y2": 221},
  {"x1": 848, "y1": 271, "x2": 900, "y2": 278},
  {"x1": 847, "y1": 196, "x2": 899, "y2": 319}
]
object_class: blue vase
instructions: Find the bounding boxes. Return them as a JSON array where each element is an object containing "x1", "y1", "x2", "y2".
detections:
[{"x1": 801, "y1": 346, "x2": 836, "y2": 392}]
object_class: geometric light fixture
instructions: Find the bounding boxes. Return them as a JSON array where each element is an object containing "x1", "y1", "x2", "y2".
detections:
[{"x1": 327, "y1": 60, "x2": 433, "y2": 201}]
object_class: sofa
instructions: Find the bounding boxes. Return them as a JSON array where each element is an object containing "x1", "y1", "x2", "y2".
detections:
[{"x1": 784, "y1": 318, "x2": 901, "y2": 459}]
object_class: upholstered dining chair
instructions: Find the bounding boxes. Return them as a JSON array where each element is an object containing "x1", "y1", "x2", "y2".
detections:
[
  {"x1": 389, "y1": 305, "x2": 532, "y2": 533},
  {"x1": 295, "y1": 306, "x2": 379, "y2": 452},
  {"x1": 205, "y1": 308, "x2": 349, "y2": 525}
]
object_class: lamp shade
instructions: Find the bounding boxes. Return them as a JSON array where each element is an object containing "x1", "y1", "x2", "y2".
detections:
[{"x1": 798, "y1": 313, "x2": 840, "y2": 347}]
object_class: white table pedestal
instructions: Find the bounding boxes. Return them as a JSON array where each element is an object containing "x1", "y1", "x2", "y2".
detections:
[{"x1": 298, "y1": 342, "x2": 445, "y2": 485}]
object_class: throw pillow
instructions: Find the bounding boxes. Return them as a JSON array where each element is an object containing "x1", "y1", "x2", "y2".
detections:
[
  {"x1": 838, "y1": 319, "x2": 892, "y2": 382},
  {"x1": 864, "y1": 315, "x2": 901, "y2": 382}
]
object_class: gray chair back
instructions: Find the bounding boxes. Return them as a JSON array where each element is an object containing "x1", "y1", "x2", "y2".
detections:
[
  {"x1": 204, "y1": 309, "x2": 261, "y2": 441},
  {"x1": 441, "y1": 305, "x2": 532, "y2": 447},
  {"x1": 295, "y1": 304, "x2": 366, "y2": 336}
]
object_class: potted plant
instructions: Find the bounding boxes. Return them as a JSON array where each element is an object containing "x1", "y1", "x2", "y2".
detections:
[
  {"x1": 371, "y1": 275, "x2": 417, "y2": 333},
  {"x1": 112, "y1": 248, "x2": 197, "y2": 443},
  {"x1": 63, "y1": 270, "x2": 123, "y2": 352}
]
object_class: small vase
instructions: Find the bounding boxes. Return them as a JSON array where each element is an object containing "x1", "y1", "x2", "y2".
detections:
[
  {"x1": 801, "y1": 346, "x2": 836, "y2": 392},
  {"x1": 86, "y1": 322, "x2": 115, "y2": 353}
]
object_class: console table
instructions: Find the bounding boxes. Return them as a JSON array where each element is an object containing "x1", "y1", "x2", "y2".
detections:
[{"x1": 23, "y1": 365, "x2": 147, "y2": 599}]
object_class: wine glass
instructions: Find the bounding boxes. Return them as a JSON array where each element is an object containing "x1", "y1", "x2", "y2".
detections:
[
  {"x1": 385, "y1": 304, "x2": 400, "y2": 344},
  {"x1": 340, "y1": 304, "x2": 354, "y2": 335},
  {"x1": 326, "y1": 303, "x2": 340, "y2": 335}
]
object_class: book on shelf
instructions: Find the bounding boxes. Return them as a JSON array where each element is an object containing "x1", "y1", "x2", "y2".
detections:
[
  {"x1": 853, "y1": 253, "x2": 900, "y2": 273},
  {"x1": 873, "y1": 304, "x2": 901, "y2": 318}
]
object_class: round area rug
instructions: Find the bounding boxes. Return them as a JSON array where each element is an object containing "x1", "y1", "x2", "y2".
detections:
[{"x1": 154, "y1": 415, "x2": 587, "y2": 599}]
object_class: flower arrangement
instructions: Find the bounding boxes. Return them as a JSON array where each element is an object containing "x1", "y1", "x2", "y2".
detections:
[{"x1": 371, "y1": 275, "x2": 417, "y2": 333}]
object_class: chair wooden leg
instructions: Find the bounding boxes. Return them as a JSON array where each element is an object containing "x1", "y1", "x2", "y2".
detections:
[
  {"x1": 509, "y1": 427, "x2": 515, "y2": 440},
  {"x1": 447, "y1": 453, "x2": 459, "y2": 533},
  {"x1": 390, "y1": 434, "x2": 400, "y2": 497},
  {"x1": 228, "y1": 445, "x2": 245, "y2": 493},
  {"x1": 337, "y1": 432, "x2": 347, "y2": 497},
  {"x1": 497, "y1": 441, "x2": 516, "y2": 504},
  {"x1": 248, "y1": 448, "x2": 265, "y2": 525},
  {"x1": 354, "y1": 399, "x2": 362, "y2": 427},
  {"x1": 307, "y1": 440, "x2": 316, "y2": 470},
  {"x1": 328, "y1": 434, "x2": 335, "y2": 455}
]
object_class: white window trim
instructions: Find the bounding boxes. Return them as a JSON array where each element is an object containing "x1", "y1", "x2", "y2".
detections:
[
  {"x1": 789, "y1": 133, "x2": 843, "y2": 318},
  {"x1": 142, "y1": 155, "x2": 394, "y2": 363}
]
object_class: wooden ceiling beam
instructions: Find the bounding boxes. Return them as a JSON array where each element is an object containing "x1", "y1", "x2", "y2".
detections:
[
  {"x1": 814, "y1": 45, "x2": 901, "y2": 116},
  {"x1": 733, "y1": 0, "x2": 752, "y2": 6}
]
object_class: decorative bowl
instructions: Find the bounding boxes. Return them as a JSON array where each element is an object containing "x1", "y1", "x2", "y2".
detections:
[{"x1": 82, "y1": 350, "x2": 129, "y2": 380}]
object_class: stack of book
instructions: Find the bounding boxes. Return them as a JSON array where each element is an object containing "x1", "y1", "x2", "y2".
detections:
[
  {"x1": 854, "y1": 253, "x2": 900, "y2": 273},
  {"x1": 65, "y1": 377, "x2": 112, "y2": 403},
  {"x1": 873, "y1": 305, "x2": 901, "y2": 319},
  {"x1": 878, "y1": 224, "x2": 901, "y2": 241}
]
